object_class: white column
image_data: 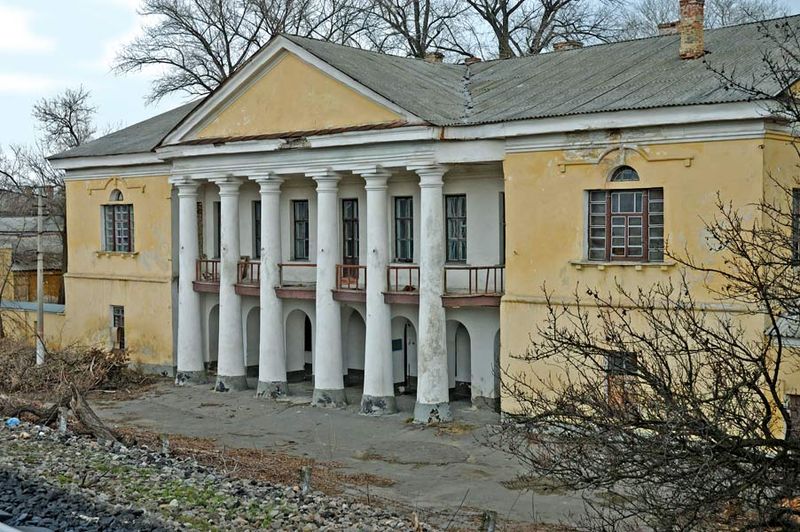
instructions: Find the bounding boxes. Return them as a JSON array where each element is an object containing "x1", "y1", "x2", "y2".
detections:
[
  {"x1": 412, "y1": 165, "x2": 451, "y2": 423},
  {"x1": 173, "y1": 177, "x2": 206, "y2": 385},
  {"x1": 310, "y1": 170, "x2": 346, "y2": 407},
  {"x1": 359, "y1": 167, "x2": 396, "y2": 415},
  {"x1": 212, "y1": 176, "x2": 247, "y2": 391},
  {"x1": 254, "y1": 174, "x2": 286, "y2": 398}
]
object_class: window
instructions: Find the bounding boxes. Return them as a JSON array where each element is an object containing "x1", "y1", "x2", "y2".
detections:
[
  {"x1": 253, "y1": 201, "x2": 262, "y2": 259},
  {"x1": 607, "y1": 351, "x2": 638, "y2": 409},
  {"x1": 610, "y1": 166, "x2": 640, "y2": 182},
  {"x1": 588, "y1": 188, "x2": 664, "y2": 262},
  {"x1": 394, "y1": 196, "x2": 413, "y2": 262},
  {"x1": 292, "y1": 200, "x2": 310, "y2": 260},
  {"x1": 213, "y1": 201, "x2": 221, "y2": 258},
  {"x1": 446, "y1": 194, "x2": 467, "y2": 263},
  {"x1": 102, "y1": 203, "x2": 134, "y2": 252},
  {"x1": 788, "y1": 394, "x2": 800, "y2": 439},
  {"x1": 111, "y1": 306, "x2": 125, "y2": 350},
  {"x1": 793, "y1": 189, "x2": 800, "y2": 264}
]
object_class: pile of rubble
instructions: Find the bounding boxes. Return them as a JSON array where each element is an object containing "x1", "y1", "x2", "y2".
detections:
[{"x1": 0, "y1": 421, "x2": 435, "y2": 531}]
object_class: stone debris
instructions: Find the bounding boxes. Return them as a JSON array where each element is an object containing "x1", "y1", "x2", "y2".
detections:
[{"x1": 0, "y1": 421, "x2": 437, "y2": 531}]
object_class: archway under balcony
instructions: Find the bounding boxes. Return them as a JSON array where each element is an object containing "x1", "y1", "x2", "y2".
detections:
[
  {"x1": 245, "y1": 306, "x2": 260, "y2": 376},
  {"x1": 285, "y1": 308, "x2": 313, "y2": 382},
  {"x1": 446, "y1": 319, "x2": 471, "y2": 400},
  {"x1": 207, "y1": 304, "x2": 219, "y2": 368},
  {"x1": 391, "y1": 315, "x2": 417, "y2": 395},
  {"x1": 342, "y1": 306, "x2": 365, "y2": 386}
]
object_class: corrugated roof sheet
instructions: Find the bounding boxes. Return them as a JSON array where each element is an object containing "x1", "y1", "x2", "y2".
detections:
[
  {"x1": 50, "y1": 100, "x2": 200, "y2": 160},
  {"x1": 51, "y1": 15, "x2": 800, "y2": 160}
]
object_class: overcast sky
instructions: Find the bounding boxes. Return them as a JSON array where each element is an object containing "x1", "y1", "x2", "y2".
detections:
[{"x1": 0, "y1": 0, "x2": 184, "y2": 149}]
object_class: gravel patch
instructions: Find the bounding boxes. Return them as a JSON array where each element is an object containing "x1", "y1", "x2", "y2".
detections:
[{"x1": 0, "y1": 422, "x2": 435, "y2": 531}]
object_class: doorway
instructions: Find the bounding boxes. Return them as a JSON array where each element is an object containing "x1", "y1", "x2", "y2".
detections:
[{"x1": 342, "y1": 198, "x2": 359, "y2": 280}]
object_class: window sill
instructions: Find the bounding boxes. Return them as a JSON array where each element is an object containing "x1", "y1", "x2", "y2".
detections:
[
  {"x1": 96, "y1": 251, "x2": 139, "y2": 259},
  {"x1": 570, "y1": 260, "x2": 676, "y2": 271}
]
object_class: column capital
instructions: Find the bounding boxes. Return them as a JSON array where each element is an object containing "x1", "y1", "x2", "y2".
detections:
[
  {"x1": 211, "y1": 175, "x2": 244, "y2": 195},
  {"x1": 170, "y1": 176, "x2": 200, "y2": 196},
  {"x1": 409, "y1": 164, "x2": 448, "y2": 187},
  {"x1": 308, "y1": 168, "x2": 341, "y2": 191},
  {"x1": 354, "y1": 165, "x2": 391, "y2": 190},
  {"x1": 253, "y1": 173, "x2": 284, "y2": 194}
]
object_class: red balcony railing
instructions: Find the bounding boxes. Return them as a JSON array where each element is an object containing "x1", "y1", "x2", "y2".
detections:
[
  {"x1": 196, "y1": 258, "x2": 220, "y2": 283},
  {"x1": 238, "y1": 260, "x2": 260, "y2": 285},
  {"x1": 444, "y1": 265, "x2": 504, "y2": 295},
  {"x1": 278, "y1": 263, "x2": 316, "y2": 287},
  {"x1": 387, "y1": 265, "x2": 419, "y2": 293},
  {"x1": 336, "y1": 264, "x2": 366, "y2": 290}
]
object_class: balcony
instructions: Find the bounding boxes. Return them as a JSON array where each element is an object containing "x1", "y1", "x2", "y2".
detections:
[
  {"x1": 276, "y1": 263, "x2": 316, "y2": 300},
  {"x1": 333, "y1": 264, "x2": 367, "y2": 303},
  {"x1": 384, "y1": 264, "x2": 503, "y2": 307},
  {"x1": 235, "y1": 260, "x2": 260, "y2": 296},
  {"x1": 193, "y1": 258, "x2": 220, "y2": 293}
]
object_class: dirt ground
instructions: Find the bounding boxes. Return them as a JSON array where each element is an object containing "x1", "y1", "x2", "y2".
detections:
[{"x1": 91, "y1": 379, "x2": 586, "y2": 528}]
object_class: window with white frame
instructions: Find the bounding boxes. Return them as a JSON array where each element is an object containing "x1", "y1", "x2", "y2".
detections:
[
  {"x1": 394, "y1": 196, "x2": 413, "y2": 262},
  {"x1": 102, "y1": 189, "x2": 134, "y2": 252},
  {"x1": 445, "y1": 194, "x2": 467, "y2": 263}
]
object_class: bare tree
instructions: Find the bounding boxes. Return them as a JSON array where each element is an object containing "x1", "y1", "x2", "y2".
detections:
[
  {"x1": 620, "y1": 0, "x2": 788, "y2": 39},
  {"x1": 489, "y1": 19, "x2": 800, "y2": 529},
  {"x1": 460, "y1": 0, "x2": 621, "y2": 59},
  {"x1": 114, "y1": 0, "x2": 267, "y2": 103}
]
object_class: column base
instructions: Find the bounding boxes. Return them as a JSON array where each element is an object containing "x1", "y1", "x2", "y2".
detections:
[
  {"x1": 312, "y1": 388, "x2": 347, "y2": 408},
  {"x1": 413, "y1": 401, "x2": 452, "y2": 424},
  {"x1": 359, "y1": 394, "x2": 398, "y2": 416},
  {"x1": 175, "y1": 370, "x2": 207, "y2": 386},
  {"x1": 214, "y1": 375, "x2": 248, "y2": 392},
  {"x1": 256, "y1": 380, "x2": 287, "y2": 399}
]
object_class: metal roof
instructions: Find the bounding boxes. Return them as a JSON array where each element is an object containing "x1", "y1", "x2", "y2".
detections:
[{"x1": 51, "y1": 15, "x2": 800, "y2": 161}]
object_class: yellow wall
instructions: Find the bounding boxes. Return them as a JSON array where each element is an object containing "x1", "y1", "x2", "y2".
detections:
[
  {"x1": 196, "y1": 52, "x2": 402, "y2": 139},
  {"x1": 500, "y1": 137, "x2": 774, "y2": 411},
  {"x1": 59, "y1": 175, "x2": 174, "y2": 369}
]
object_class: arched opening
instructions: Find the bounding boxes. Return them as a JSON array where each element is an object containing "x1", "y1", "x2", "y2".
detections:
[
  {"x1": 286, "y1": 309, "x2": 313, "y2": 382},
  {"x1": 391, "y1": 316, "x2": 417, "y2": 394},
  {"x1": 246, "y1": 307, "x2": 260, "y2": 372},
  {"x1": 610, "y1": 165, "x2": 639, "y2": 182},
  {"x1": 208, "y1": 305, "x2": 219, "y2": 367},
  {"x1": 109, "y1": 189, "x2": 124, "y2": 202},
  {"x1": 447, "y1": 320, "x2": 471, "y2": 400},
  {"x1": 343, "y1": 309, "x2": 366, "y2": 385}
]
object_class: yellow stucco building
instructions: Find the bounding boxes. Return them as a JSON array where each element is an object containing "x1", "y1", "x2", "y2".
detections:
[{"x1": 45, "y1": 12, "x2": 800, "y2": 420}]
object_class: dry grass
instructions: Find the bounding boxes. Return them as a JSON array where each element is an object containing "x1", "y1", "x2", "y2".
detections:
[
  {"x1": 0, "y1": 339, "x2": 156, "y2": 401},
  {"x1": 116, "y1": 427, "x2": 395, "y2": 496}
]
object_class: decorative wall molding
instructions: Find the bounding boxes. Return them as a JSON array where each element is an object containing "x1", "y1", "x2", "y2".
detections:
[
  {"x1": 557, "y1": 144, "x2": 693, "y2": 174},
  {"x1": 85, "y1": 176, "x2": 148, "y2": 195}
]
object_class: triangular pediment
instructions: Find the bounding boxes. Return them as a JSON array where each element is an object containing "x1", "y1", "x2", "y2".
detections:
[{"x1": 165, "y1": 38, "x2": 417, "y2": 144}]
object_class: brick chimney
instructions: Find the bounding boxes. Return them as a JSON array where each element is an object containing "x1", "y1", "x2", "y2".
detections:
[
  {"x1": 464, "y1": 56, "x2": 482, "y2": 65},
  {"x1": 424, "y1": 51, "x2": 444, "y2": 63},
  {"x1": 679, "y1": 0, "x2": 705, "y2": 60},
  {"x1": 658, "y1": 21, "x2": 679, "y2": 35},
  {"x1": 553, "y1": 40, "x2": 583, "y2": 52}
]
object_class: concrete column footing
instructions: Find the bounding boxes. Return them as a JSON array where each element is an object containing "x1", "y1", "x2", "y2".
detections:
[
  {"x1": 312, "y1": 388, "x2": 347, "y2": 408},
  {"x1": 413, "y1": 401, "x2": 452, "y2": 424},
  {"x1": 175, "y1": 370, "x2": 208, "y2": 386},
  {"x1": 214, "y1": 375, "x2": 248, "y2": 392},
  {"x1": 256, "y1": 380, "x2": 287, "y2": 399},
  {"x1": 359, "y1": 394, "x2": 398, "y2": 416}
]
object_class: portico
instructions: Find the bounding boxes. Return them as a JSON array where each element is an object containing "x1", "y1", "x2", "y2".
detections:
[{"x1": 173, "y1": 160, "x2": 504, "y2": 421}]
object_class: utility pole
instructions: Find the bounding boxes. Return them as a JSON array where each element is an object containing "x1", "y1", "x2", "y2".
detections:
[{"x1": 35, "y1": 187, "x2": 45, "y2": 365}]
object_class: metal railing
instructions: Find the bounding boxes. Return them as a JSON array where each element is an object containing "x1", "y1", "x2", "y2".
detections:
[
  {"x1": 196, "y1": 259, "x2": 220, "y2": 283},
  {"x1": 278, "y1": 262, "x2": 316, "y2": 287},
  {"x1": 387, "y1": 265, "x2": 420, "y2": 293},
  {"x1": 444, "y1": 265, "x2": 504, "y2": 295},
  {"x1": 336, "y1": 264, "x2": 366, "y2": 290},
  {"x1": 237, "y1": 260, "x2": 260, "y2": 285}
]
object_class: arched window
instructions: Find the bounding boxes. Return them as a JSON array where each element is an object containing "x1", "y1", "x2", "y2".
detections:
[
  {"x1": 109, "y1": 189, "x2": 124, "y2": 202},
  {"x1": 610, "y1": 166, "x2": 640, "y2": 182}
]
